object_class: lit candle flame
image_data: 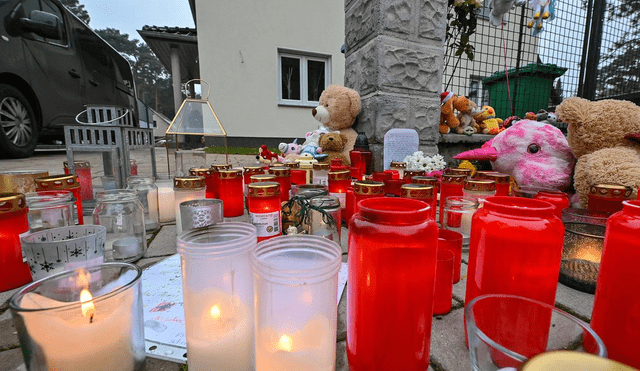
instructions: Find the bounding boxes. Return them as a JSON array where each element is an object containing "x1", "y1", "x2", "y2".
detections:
[
  {"x1": 571, "y1": 244, "x2": 602, "y2": 263},
  {"x1": 279, "y1": 334, "x2": 293, "y2": 352},
  {"x1": 80, "y1": 289, "x2": 95, "y2": 322},
  {"x1": 210, "y1": 305, "x2": 221, "y2": 320}
]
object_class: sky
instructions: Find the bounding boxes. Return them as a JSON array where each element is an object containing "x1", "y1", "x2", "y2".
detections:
[{"x1": 80, "y1": 0, "x2": 195, "y2": 42}]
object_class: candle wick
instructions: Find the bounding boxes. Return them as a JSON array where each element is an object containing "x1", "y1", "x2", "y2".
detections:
[{"x1": 90, "y1": 313, "x2": 94, "y2": 324}]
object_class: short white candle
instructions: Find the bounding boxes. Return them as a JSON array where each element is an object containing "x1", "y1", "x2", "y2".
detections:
[{"x1": 157, "y1": 185, "x2": 175, "y2": 223}]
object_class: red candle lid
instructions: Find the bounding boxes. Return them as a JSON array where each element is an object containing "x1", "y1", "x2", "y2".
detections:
[
  {"x1": 35, "y1": 174, "x2": 80, "y2": 190},
  {"x1": 401, "y1": 183, "x2": 435, "y2": 199},
  {"x1": 0, "y1": 193, "x2": 27, "y2": 214},
  {"x1": 248, "y1": 182, "x2": 281, "y2": 197},
  {"x1": 354, "y1": 181, "x2": 385, "y2": 196}
]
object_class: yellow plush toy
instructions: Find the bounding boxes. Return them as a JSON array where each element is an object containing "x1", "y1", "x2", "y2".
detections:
[{"x1": 473, "y1": 105, "x2": 504, "y2": 134}]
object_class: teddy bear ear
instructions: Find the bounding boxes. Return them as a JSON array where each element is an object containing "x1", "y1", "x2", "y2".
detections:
[
  {"x1": 340, "y1": 133, "x2": 349, "y2": 143},
  {"x1": 346, "y1": 89, "x2": 362, "y2": 118}
]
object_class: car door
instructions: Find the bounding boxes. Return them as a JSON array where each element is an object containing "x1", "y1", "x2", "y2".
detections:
[{"x1": 20, "y1": 0, "x2": 85, "y2": 130}]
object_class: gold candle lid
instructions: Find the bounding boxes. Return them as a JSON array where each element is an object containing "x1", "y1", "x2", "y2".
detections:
[
  {"x1": 251, "y1": 174, "x2": 277, "y2": 182},
  {"x1": 474, "y1": 170, "x2": 496, "y2": 179},
  {"x1": 411, "y1": 176, "x2": 438, "y2": 186},
  {"x1": 268, "y1": 167, "x2": 291, "y2": 177},
  {"x1": 189, "y1": 168, "x2": 213, "y2": 178},
  {"x1": 390, "y1": 161, "x2": 407, "y2": 169},
  {"x1": 313, "y1": 163, "x2": 330, "y2": 170},
  {"x1": 353, "y1": 180, "x2": 385, "y2": 196},
  {"x1": 449, "y1": 168, "x2": 473, "y2": 177},
  {"x1": 0, "y1": 170, "x2": 49, "y2": 194},
  {"x1": 0, "y1": 193, "x2": 27, "y2": 214},
  {"x1": 589, "y1": 183, "x2": 633, "y2": 199},
  {"x1": 328, "y1": 170, "x2": 351, "y2": 181},
  {"x1": 35, "y1": 174, "x2": 80, "y2": 190},
  {"x1": 442, "y1": 174, "x2": 467, "y2": 184},
  {"x1": 484, "y1": 172, "x2": 511, "y2": 184},
  {"x1": 243, "y1": 166, "x2": 264, "y2": 176},
  {"x1": 211, "y1": 164, "x2": 232, "y2": 171},
  {"x1": 283, "y1": 162, "x2": 300, "y2": 168},
  {"x1": 63, "y1": 161, "x2": 91, "y2": 169},
  {"x1": 173, "y1": 176, "x2": 206, "y2": 189},
  {"x1": 404, "y1": 170, "x2": 426, "y2": 178},
  {"x1": 401, "y1": 184, "x2": 435, "y2": 199},
  {"x1": 248, "y1": 182, "x2": 281, "y2": 197},
  {"x1": 464, "y1": 179, "x2": 496, "y2": 192},
  {"x1": 218, "y1": 169, "x2": 243, "y2": 180}
]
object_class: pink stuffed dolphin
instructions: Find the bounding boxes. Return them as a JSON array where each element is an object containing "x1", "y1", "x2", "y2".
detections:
[{"x1": 455, "y1": 119, "x2": 576, "y2": 190}]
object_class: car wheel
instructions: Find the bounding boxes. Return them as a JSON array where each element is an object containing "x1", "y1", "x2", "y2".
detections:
[{"x1": 0, "y1": 84, "x2": 39, "y2": 158}]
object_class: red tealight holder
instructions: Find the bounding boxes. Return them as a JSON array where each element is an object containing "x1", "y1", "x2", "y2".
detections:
[
  {"x1": 385, "y1": 169, "x2": 400, "y2": 179},
  {"x1": 0, "y1": 193, "x2": 33, "y2": 291},
  {"x1": 350, "y1": 166, "x2": 363, "y2": 181},
  {"x1": 283, "y1": 162, "x2": 307, "y2": 186},
  {"x1": 383, "y1": 178, "x2": 404, "y2": 197},
  {"x1": 484, "y1": 172, "x2": 511, "y2": 196},
  {"x1": 372, "y1": 172, "x2": 392, "y2": 182},
  {"x1": 345, "y1": 186, "x2": 355, "y2": 224},
  {"x1": 353, "y1": 181, "x2": 385, "y2": 216},
  {"x1": 588, "y1": 183, "x2": 633, "y2": 214},
  {"x1": 438, "y1": 229, "x2": 463, "y2": 283},
  {"x1": 35, "y1": 174, "x2": 84, "y2": 225},
  {"x1": 534, "y1": 190, "x2": 570, "y2": 219},
  {"x1": 247, "y1": 182, "x2": 282, "y2": 242},
  {"x1": 63, "y1": 161, "x2": 93, "y2": 201},
  {"x1": 243, "y1": 166, "x2": 265, "y2": 200},
  {"x1": 389, "y1": 162, "x2": 406, "y2": 179},
  {"x1": 401, "y1": 184, "x2": 436, "y2": 220},
  {"x1": 268, "y1": 166, "x2": 292, "y2": 202},
  {"x1": 433, "y1": 249, "x2": 454, "y2": 315},
  {"x1": 210, "y1": 164, "x2": 232, "y2": 199},
  {"x1": 439, "y1": 174, "x2": 466, "y2": 225},
  {"x1": 403, "y1": 170, "x2": 426, "y2": 184},
  {"x1": 328, "y1": 170, "x2": 351, "y2": 211},
  {"x1": 350, "y1": 148, "x2": 373, "y2": 177},
  {"x1": 348, "y1": 197, "x2": 438, "y2": 371},
  {"x1": 330, "y1": 158, "x2": 348, "y2": 171},
  {"x1": 218, "y1": 169, "x2": 244, "y2": 217},
  {"x1": 189, "y1": 168, "x2": 215, "y2": 199},
  {"x1": 590, "y1": 200, "x2": 640, "y2": 368}
]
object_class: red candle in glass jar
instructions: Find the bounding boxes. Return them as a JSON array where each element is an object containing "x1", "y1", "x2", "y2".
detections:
[
  {"x1": 284, "y1": 162, "x2": 307, "y2": 186},
  {"x1": 412, "y1": 176, "x2": 439, "y2": 197},
  {"x1": 35, "y1": 174, "x2": 84, "y2": 225},
  {"x1": 63, "y1": 161, "x2": 93, "y2": 201},
  {"x1": 588, "y1": 183, "x2": 633, "y2": 214},
  {"x1": 484, "y1": 172, "x2": 511, "y2": 196},
  {"x1": 403, "y1": 169, "x2": 426, "y2": 184},
  {"x1": 210, "y1": 164, "x2": 232, "y2": 199},
  {"x1": 328, "y1": 169, "x2": 351, "y2": 211},
  {"x1": 218, "y1": 169, "x2": 244, "y2": 217},
  {"x1": 268, "y1": 166, "x2": 292, "y2": 202},
  {"x1": 243, "y1": 166, "x2": 265, "y2": 199},
  {"x1": 433, "y1": 248, "x2": 454, "y2": 316},
  {"x1": 349, "y1": 166, "x2": 363, "y2": 181},
  {"x1": 247, "y1": 182, "x2": 282, "y2": 242},
  {"x1": 189, "y1": 168, "x2": 215, "y2": 199},
  {"x1": 383, "y1": 178, "x2": 404, "y2": 197},
  {"x1": 345, "y1": 186, "x2": 355, "y2": 224},
  {"x1": 401, "y1": 184, "x2": 436, "y2": 220},
  {"x1": 534, "y1": 190, "x2": 570, "y2": 219},
  {"x1": 348, "y1": 198, "x2": 438, "y2": 371},
  {"x1": 372, "y1": 172, "x2": 392, "y2": 182},
  {"x1": 129, "y1": 159, "x2": 138, "y2": 175},
  {"x1": 438, "y1": 228, "x2": 463, "y2": 283},
  {"x1": 0, "y1": 193, "x2": 33, "y2": 291},
  {"x1": 439, "y1": 174, "x2": 466, "y2": 225},
  {"x1": 590, "y1": 200, "x2": 640, "y2": 368},
  {"x1": 353, "y1": 181, "x2": 385, "y2": 216}
]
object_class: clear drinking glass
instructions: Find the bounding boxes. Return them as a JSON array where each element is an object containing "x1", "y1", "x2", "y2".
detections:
[
  {"x1": 25, "y1": 190, "x2": 75, "y2": 232},
  {"x1": 465, "y1": 294, "x2": 606, "y2": 371},
  {"x1": 126, "y1": 176, "x2": 160, "y2": 232}
]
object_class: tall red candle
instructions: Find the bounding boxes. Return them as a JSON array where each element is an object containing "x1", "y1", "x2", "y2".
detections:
[
  {"x1": 439, "y1": 174, "x2": 466, "y2": 225},
  {"x1": 35, "y1": 174, "x2": 84, "y2": 225},
  {"x1": 484, "y1": 172, "x2": 511, "y2": 196},
  {"x1": 210, "y1": 163, "x2": 232, "y2": 199},
  {"x1": 189, "y1": 168, "x2": 215, "y2": 199},
  {"x1": 350, "y1": 132, "x2": 373, "y2": 176},
  {"x1": 588, "y1": 183, "x2": 633, "y2": 214},
  {"x1": 247, "y1": 182, "x2": 282, "y2": 242},
  {"x1": 403, "y1": 169, "x2": 426, "y2": 184},
  {"x1": 401, "y1": 183, "x2": 436, "y2": 220},
  {"x1": 284, "y1": 162, "x2": 307, "y2": 186},
  {"x1": 433, "y1": 248, "x2": 454, "y2": 315},
  {"x1": 328, "y1": 170, "x2": 351, "y2": 211},
  {"x1": 438, "y1": 228, "x2": 463, "y2": 283},
  {"x1": 590, "y1": 200, "x2": 640, "y2": 368},
  {"x1": 534, "y1": 190, "x2": 570, "y2": 219},
  {"x1": 218, "y1": 169, "x2": 244, "y2": 217},
  {"x1": 353, "y1": 181, "x2": 385, "y2": 216},
  {"x1": 268, "y1": 166, "x2": 292, "y2": 202},
  {"x1": 0, "y1": 193, "x2": 32, "y2": 291},
  {"x1": 348, "y1": 198, "x2": 438, "y2": 371},
  {"x1": 63, "y1": 161, "x2": 93, "y2": 201}
]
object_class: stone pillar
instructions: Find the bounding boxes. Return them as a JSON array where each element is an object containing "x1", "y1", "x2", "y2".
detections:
[
  {"x1": 170, "y1": 45, "x2": 183, "y2": 114},
  {"x1": 345, "y1": 0, "x2": 446, "y2": 169}
]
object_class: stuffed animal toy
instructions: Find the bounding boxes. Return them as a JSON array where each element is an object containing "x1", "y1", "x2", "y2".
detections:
[
  {"x1": 258, "y1": 145, "x2": 282, "y2": 164},
  {"x1": 312, "y1": 85, "x2": 361, "y2": 163},
  {"x1": 527, "y1": 0, "x2": 555, "y2": 35},
  {"x1": 301, "y1": 129, "x2": 329, "y2": 160},
  {"x1": 440, "y1": 92, "x2": 460, "y2": 134},
  {"x1": 453, "y1": 96, "x2": 480, "y2": 135},
  {"x1": 278, "y1": 139, "x2": 302, "y2": 162},
  {"x1": 318, "y1": 132, "x2": 350, "y2": 165},
  {"x1": 489, "y1": 0, "x2": 526, "y2": 26},
  {"x1": 454, "y1": 119, "x2": 576, "y2": 190},
  {"x1": 473, "y1": 105, "x2": 504, "y2": 134},
  {"x1": 556, "y1": 97, "x2": 640, "y2": 206}
]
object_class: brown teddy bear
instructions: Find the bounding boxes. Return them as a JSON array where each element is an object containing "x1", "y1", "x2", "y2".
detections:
[
  {"x1": 439, "y1": 92, "x2": 479, "y2": 134},
  {"x1": 318, "y1": 132, "x2": 350, "y2": 165},
  {"x1": 556, "y1": 97, "x2": 640, "y2": 207},
  {"x1": 312, "y1": 85, "x2": 361, "y2": 163}
]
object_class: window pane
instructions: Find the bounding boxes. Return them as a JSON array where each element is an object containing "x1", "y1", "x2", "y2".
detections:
[
  {"x1": 308, "y1": 60, "x2": 326, "y2": 101},
  {"x1": 41, "y1": 0, "x2": 67, "y2": 44},
  {"x1": 281, "y1": 57, "x2": 300, "y2": 100}
]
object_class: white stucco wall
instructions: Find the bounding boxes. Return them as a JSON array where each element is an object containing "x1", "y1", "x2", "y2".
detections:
[{"x1": 195, "y1": 0, "x2": 346, "y2": 138}]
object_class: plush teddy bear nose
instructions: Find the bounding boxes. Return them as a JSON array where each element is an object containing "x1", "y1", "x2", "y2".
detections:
[
  {"x1": 312, "y1": 108, "x2": 317, "y2": 117},
  {"x1": 329, "y1": 137, "x2": 334, "y2": 141}
]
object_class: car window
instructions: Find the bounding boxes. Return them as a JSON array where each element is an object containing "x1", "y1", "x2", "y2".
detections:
[{"x1": 40, "y1": 0, "x2": 67, "y2": 45}]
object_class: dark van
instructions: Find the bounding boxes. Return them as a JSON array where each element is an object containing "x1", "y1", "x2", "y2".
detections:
[{"x1": 1, "y1": 0, "x2": 138, "y2": 158}]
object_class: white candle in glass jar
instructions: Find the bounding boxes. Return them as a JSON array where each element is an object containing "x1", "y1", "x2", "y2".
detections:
[
  {"x1": 157, "y1": 184, "x2": 175, "y2": 223},
  {"x1": 183, "y1": 288, "x2": 253, "y2": 371}
]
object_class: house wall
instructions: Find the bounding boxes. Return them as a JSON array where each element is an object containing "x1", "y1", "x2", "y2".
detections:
[{"x1": 195, "y1": 0, "x2": 346, "y2": 139}]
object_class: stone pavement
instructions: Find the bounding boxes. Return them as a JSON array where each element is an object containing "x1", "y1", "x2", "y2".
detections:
[{"x1": 0, "y1": 151, "x2": 597, "y2": 370}]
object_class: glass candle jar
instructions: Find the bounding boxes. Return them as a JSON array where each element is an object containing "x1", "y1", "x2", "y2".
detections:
[
  {"x1": 438, "y1": 228, "x2": 464, "y2": 283},
  {"x1": 243, "y1": 166, "x2": 265, "y2": 195},
  {"x1": 383, "y1": 178, "x2": 404, "y2": 197},
  {"x1": 328, "y1": 169, "x2": 351, "y2": 210},
  {"x1": 292, "y1": 184, "x2": 328, "y2": 198},
  {"x1": 312, "y1": 163, "x2": 330, "y2": 186},
  {"x1": 35, "y1": 174, "x2": 84, "y2": 225},
  {"x1": 0, "y1": 170, "x2": 48, "y2": 194},
  {"x1": 350, "y1": 132, "x2": 373, "y2": 176},
  {"x1": 156, "y1": 179, "x2": 176, "y2": 223},
  {"x1": 534, "y1": 190, "x2": 570, "y2": 219},
  {"x1": 268, "y1": 166, "x2": 292, "y2": 202},
  {"x1": 126, "y1": 176, "x2": 159, "y2": 232},
  {"x1": 401, "y1": 183, "x2": 436, "y2": 220},
  {"x1": 177, "y1": 223, "x2": 257, "y2": 371},
  {"x1": 93, "y1": 190, "x2": 147, "y2": 262},
  {"x1": 284, "y1": 162, "x2": 307, "y2": 186},
  {"x1": 403, "y1": 169, "x2": 426, "y2": 184},
  {"x1": 309, "y1": 196, "x2": 342, "y2": 245},
  {"x1": 283, "y1": 185, "x2": 329, "y2": 234},
  {"x1": 433, "y1": 248, "x2": 455, "y2": 316},
  {"x1": 253, "y1": 235, "x2": 342, "y2": 371},
  {"x1": 189, "y1": 168, "x2": 215, "y2": 199},
  {"x1": 211, "y1": 164, "x2": 233, "y2": 199},
  {"x1": 588, "y1": 183, "x2": 633, "y2": 214},
  {"x1": 176, "y1": 150, "x2": 207, "y2": 176},
  {"x1": 484, "y1": 172, "x2": 511, "y2": 196},
  {"x1": 25, "y1": 190, "x2": 75, "y2": 232},
  {"x1": 389, "y1": 161, "x2": 406, "y2": 178},
  {"x1": 353, "y1": 181, "x2": 385, "y2": 216},
  {"x1": 465, "y1": 197, "x2": 565, "y2": 325},
  {"x1": 439, "y1": 174, "x2": 466, "y2": 225},
  {"x1": 218, "y1": 169, "x2": 244, "y2": 218},
  {"x1": 590, "y1": 200, "x2": 640, "y2": 368},
  {"x1": 348, "y1": 198, "x2": 438, "y2": 370},
  {"x1": 0, "y1": 193, "x2": 32, "y2": 291},
  {"x1": 443, "y1": 196, "x2": 479, "y2": 248},
  {"x1": 9, "y1": 263, "x2": 145, "y2": 371},
  {"x1": 174, "y1": 176, "x2": 207, "y2": 235},
  {"x1": 349, "y1": 166, "x2": 364, "y2": 181},
  {"x1": 63, "y1": 160, "x2": 93, "y2": 201},
  {"x1": 247, "y1": 182, "x2": 282, "y2": 242},
  {"x1": 179, "y1": 199, "x2": 224, "y2": 232},
  {"x1": 463, "y1": 179, "x2": 496, "y2": 206},
  {"x1": 372, "y1": 171, "x2": 392, "y2": 182}
]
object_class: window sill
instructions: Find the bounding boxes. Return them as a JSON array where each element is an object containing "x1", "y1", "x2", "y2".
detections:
[{"x1": 278, "y1": 101, "x2": 318, "y2": 108}]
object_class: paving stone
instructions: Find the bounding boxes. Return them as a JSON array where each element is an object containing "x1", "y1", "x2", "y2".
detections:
[
  {"x1": 0, "y1": 348, "x2": 25, "y2": 371},
  {"x1": 336, "y1": 340, "x2": 349, "y2": 371},
  {"x1": 144, "y1": 225, "x2": 178, "y2": 258},
  {"x1": 0, "y1": 318, "x2": 20, "y2": 350},
  {"x1": 451, "y1": 262, "x2": 468, "y2": 304},
  {"x1": 461, "y1": 251, "x2": 469, "y2": 263},
  {"x1": 555, "y1": 282, "x2": 594, "y2": 321},
  {"x1": 0, "y1": 310, "x2": 12, "y2": 322},
  {"x1": 430, "y1": 308, "x2": 471, "y2": 371},
  {"x1": 337, "y1": 284, "x2": 347, "y2": 342},
  {"x1": 0, "y1": 288, "x2": 19, "y2": 308}
]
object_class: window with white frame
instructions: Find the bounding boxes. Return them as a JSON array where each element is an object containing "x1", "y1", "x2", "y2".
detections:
[
  {"x1": 278, "y1": 49, "x2": 331, "y2": 107},
  {"x1": 469, "y1": 76, "x2": 490, "y2": 107}
]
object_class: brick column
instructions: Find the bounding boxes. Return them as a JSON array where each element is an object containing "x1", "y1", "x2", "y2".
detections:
[{"x1": 345, "y1": 0, "x2": 446, "y2": 169}]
